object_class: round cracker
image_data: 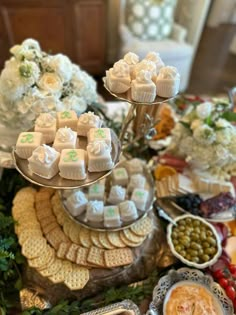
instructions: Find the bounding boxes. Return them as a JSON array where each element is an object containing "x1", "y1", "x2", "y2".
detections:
[
  {"x1": 49, "y1": 260, "x2": 72, "y2": 284},
  {"x1": 98, "y1": 232, "x2": 115, "y2": 249},
  {"x1": 22, "y1": 236, "x2": 47, "y2": 259},
  {"x1": 79, "y1": 227, "x2": 93, "y2": 248},
  {"x1": 39, "y1": 257, "x2": 62, "y2": 277},
  {"x1": 130, "y1": 216, "x2": 153, "y2": 236},
  {"x1": 107, "y1": 231, "x2": 126, "y2": 248},
  {"x1": 28, "y1": 246, "x2": 55, "y2": 269},
  {"x1": 123, "y1": 228, "x2": 146, "y2": 243},
  {"x1": 18, "y1": 228, "x2": 43, "y2": 245},
  {"x1": 119, "y1": 231, "x2": 144, "y2": 247},
  {"x1": 90, "y1": 231, "x2": 104, "y2": 248},
  {"x1": 64, "y1": 265, "x2": 89, "y2": 290},
  {"x1": 69, "y1": 222, "x2": 81, "y2": 245}
]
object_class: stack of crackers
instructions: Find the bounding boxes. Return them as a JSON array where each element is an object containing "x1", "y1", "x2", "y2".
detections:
[{"x1": 12, "y1": 187, "x2": 153, "y2": 290}]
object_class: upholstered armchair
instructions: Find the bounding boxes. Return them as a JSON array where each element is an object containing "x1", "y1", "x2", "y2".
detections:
[{"x1": 119, "y1": 0, "x2": 211, "y2": 92}]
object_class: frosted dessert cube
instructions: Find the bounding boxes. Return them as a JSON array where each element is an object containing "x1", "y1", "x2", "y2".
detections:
[
  {"x1": 65, "y1": 190, "x2": 88, "y2": 216},
  {"x1": 34, "y1": 113, "x2": 56, "y2": 144},
  {"x1": 127, "y1": 174, "x2": 146, "y2": 193},
  {"x1": 59, "y1": 149, "x2": 87, "y2": 180},
  {"x1": 88, "y1": 182, "x2": 105, "y2": 201},
  {"x1": 86, "y1": 201, "x2": 104, "y2": 222},
  {"x1": 53, "y1": 127, "x2": 77, "y2": 153},
  {"x1": 77, "y1": 111, "x2": 102, "y2": 137},
  {"x1": 28, "y1": 144, "x2": 60, "y2": 179},
  {"x1": 87, "y1": 128, "x2": 111, "y2": 147},
  {"x1": 119, "y1": 200, "x2": 138, "y2": 222},
  {"x1": 87, "y1": 141, "x2": 114, "y2": 172},
  {"x1": 112, "y1": 167, "x2": 129, "y2": 186},
  {"x1": 57, "y1": 110, "x2": 78, "y2": 131},
  {"x1": 131, "y1": 188, "x2": 148, "y2": 211},
  {"x1": 16, "y1": 132, "x2": 43, "y2": 159},
  {"x1": 104, "y1": 205, "x2": 121, "y2": 228},
  {"x1": 126, "y1": 158, "x2": 143, "y2": 175},
  {"x1": 108, "y1": 185, "x2": 126, "y2": 204}
]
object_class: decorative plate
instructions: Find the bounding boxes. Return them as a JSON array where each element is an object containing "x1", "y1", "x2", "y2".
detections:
[
  {"x1": 60, "y1": 160, "x2": 155, "y2": 231},
  {"x1": 166, "y1": 214, "x2": 222, "y2": 269},
  {"x1": 12, "y1": 129, "x2": 121, "y2": 189},
  {"x1": 103, "y1": 77, "x2": 174, "y2": 106},
  {"x1": 147, "y1": 268, "x2": 234, "y2": 315}
]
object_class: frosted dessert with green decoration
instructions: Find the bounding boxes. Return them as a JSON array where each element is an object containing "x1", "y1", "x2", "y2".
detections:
[
  {"x1": 127, "y1": 174, "x2": 146, "y2": 193},
  {"x1": 86, "y1": 200, "x2": 104, "y2": 222},
  {"x1": 77, "y1": 111, "x2": 102, "y2": 137},
  {"x1": 34, "y1": 113, "x2": 56, "y2": 144},
  {"x1": 53, "y1": 127, "x2": 77, "y2": 153},
  {"x1": 112, "y1": 167, "x2": 129, "y2": 186},
  {"x1": 87, "y1": 140, "x2": 113, "y2": 172},
  {"x1": 16, "y1": 131, "x2": 43, "y2": 159},
  {"x1": 88, "y1": 182, "x2": 105, "y2": 201},
  {"x1": 119, "y1": 200, "x2": 138, "y2": 222},
  {"x1": 59, "y1": 148, "x2": 87, "y2": 180},
  {"x1": 87, "y1": 128, "x2": 111, "y2": 148},
  {"x1": 57, "y1": 110, "x2": 78, "y2": 131},
  {"x1": 28, "y1": 144, "x2": 60, "y2": 179},
  {"x1": 104, "y1": 205, "x2": 121, "y2": 228},
  {"x1": 131, "y1": 188, "x2": 148, "y2": 211},
  {"x1": 108, "y1": 185, "x2": 126, "y2": 204},
  {"x1": 65, "y1": 190, "x2": 88, "y2": 216}
]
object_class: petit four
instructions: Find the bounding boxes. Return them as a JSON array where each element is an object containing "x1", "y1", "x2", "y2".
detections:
[
  {"x1": 28, "y1": 144, "x2": 60, "y2": 179},
  {"x1": 87, "y1": 128, "x2": 112, "y2": 148},
  {"x1": 57, "y1": 110, "x2": 78, "y2": 131},
  {"x1": 119, "y1": 200, "x2": 138, "y2": 222},
  {"x1": 131, "y1": 188, "x2": 148, "y2": 211},
  {"x1": 88, "y1": 182, "x2": 105, "y2": 201},
  {"x1": 104, "y1": 205, "x2": 121, "y2": 228},
  {"x1": 145, "y1": 51, "x2": 164, "y2": 73},
  {"x1": 86, "y1": 201, "x2": 104, "y2": 222},
  {"x1": 127, "y1": 174, "x2": 146, "y2": 192},
  {"x1": 16, "y1": 132, "x2": 43, "y2": 159},
  {"x1": 112, "y1": 167, "x2": 129, "y2": 186},
  {"x1": 131, "y1": 70, "x2": 156, "y2": 103},
  {"x1": 126, "y1": 158, "x2": 143, "y2": 175},
  {"x1": 156, "y1": 66, "x2": 180, "y2": 98},
  {"x1": 53, "y1": 127, "x2": 77, "y2": 153},
  {"x1": 77, "y1": 111, "x2": 102, "y2": 137},
  {"x1": 59, "y1": 149, "x2": 87, "y2": 180},
  {"x1": 108, "y1": 185, "x2": 126, "y2": 204},
  {"x1": 34, "y1": 113, "x2": 56, "y2": 144},
  {"x1": 65, "y1": 190, "x2": 88, "y2": 216},
  {"x1": 133, "y1": 59, "x2": 156, "y2": 79},
  {"x1": 123, "y1": 52, "x2": 139, "y2": 78},
  {"x1": 87, "y1": 140, "x2": 114, "y2": 172},
  {"x1": 106, "y1": 60, "x2": 131, "y2": 93}
]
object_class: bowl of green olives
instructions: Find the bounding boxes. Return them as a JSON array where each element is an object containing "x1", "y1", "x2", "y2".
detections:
[{"x1": 167, "y1": 214, "x2": 222, "y2": 269}]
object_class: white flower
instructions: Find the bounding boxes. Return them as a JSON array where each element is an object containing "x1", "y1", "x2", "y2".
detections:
[
  {"x1": 38, "y1": 73, "x2": 63, "y2": 96},
  {"x1": 62, "y1": 95, "x2": 87, "y2": 114},
  {"x1": 196, "y1": 101, "x2": 213, "y2": 119},
  {"x1": 46, "y1": 54, "x2": 73, "y2": 82},
  {"x1": 215, "y1": 118, "x2": 232, "y2": 129},
  {"x1": 22, "y1": 39, "x2": 41, "y2": 51},
  {"x1": 215, "y1": 128, "x2": 231, "y2": 145},
  {"x1": 193, "y1": 125, "x2": 216, "y2": 145},
  {"x1": 18, "y1": 60, "x2": 40, "y2": 86},
  {"x1": 71, "y1": 70, "x2": 97, "y2": 104}
]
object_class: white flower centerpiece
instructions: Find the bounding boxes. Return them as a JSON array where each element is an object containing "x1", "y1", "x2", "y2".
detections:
[
  {"x1": 0, "y1": 38, "x2": 98, "y2": 132},
  {"x1": 166, "y1": 98, "x2": 236, "y2": 180}
]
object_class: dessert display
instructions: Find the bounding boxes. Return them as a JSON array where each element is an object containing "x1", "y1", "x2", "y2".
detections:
[
  {"x1": 61, "y1": 158, "x2": 154, "y2": 230},
  {"x1": 167, "y1": 214, "x2": 221, "y2": 268},
  {"x1": 13, "y1": 110, "x2": 120, "y2": 188},
  {"x1": 104, "y1": 51, "x2": 180, "y2": 102}
]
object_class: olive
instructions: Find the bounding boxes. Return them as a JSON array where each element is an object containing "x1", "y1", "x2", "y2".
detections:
[
  {"x1": 179, "y1": 225, "x2": 186, "y2": 231},
  {"x1": 200, "y1": 232, "x2": 207, "y2": 241},
  {"x1": 186, "y1": 254, "x2": 191, "y2": 261},
  {"x1": 206, "y1": 230, "x2": 213, "y2": 236},
  {"x1": 177, "y1": 232, "x2": 185, "y2": 238},
  {"x1": 202, "y1": 254, "x2": 210, "y2": 262},
  {"x1": 173, "y1": 239, "x2": 178, "y2": 246},
  {"x1": 190, "y1": 242, "x2": 201, "y2": 250},
  {"x1": 180, "y1": 250, "x2": 186, "y2": 257},
  {"x1": 202, "y1": 241, "x2": 210, "y2": 248},
  {"x1": 172, "y1": 231, "x2": 178, "y2": 239},
  {"x1": 188, "y1": 249, "x2": 198, "y2": 257},
  {"x1": 191, "y1": 257, "x2": 200, "y2": 263},
  {"x1": 175, "y1": 245, "x2": 182, "y2": 252},
  {"x1": 180, "y1": 238, "x2": 190, "y2": 248},
  {"x1": 191, "y1": 233, "x2": 199, "y2": 241},
  {"x1": 204, "y1": 247, "x2": 216, "y2": 256},
  {"x1": 198, "y1": 248, "x2": 204, "y2": 256},
  {"x1": 194, "y1": 227, "x2": 201, "y2": 234},
  {"x1": 193, "y1": 220, "x2": 200, "y2": 227},
  {"x1": 179, "y1": 220, "x2": 186, "y2": 226},
  {"x1": 186, "y1": 218, "x2": 192, "y2": 225},
  {"x1": 207, "y1": 237, "x2": 216, "y2": 246}
]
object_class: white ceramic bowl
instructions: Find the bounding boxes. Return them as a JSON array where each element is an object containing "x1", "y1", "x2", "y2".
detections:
[{"x1": 167, "y1": 214, "x2": 222, "y2": 269}]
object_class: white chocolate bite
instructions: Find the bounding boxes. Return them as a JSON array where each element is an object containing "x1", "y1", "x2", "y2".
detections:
[
  {"x1": 133, "y1": 59, "x2": 157, "y2": 79},
  {"x1": 28, "y1": 144, "x2": 60, "y2": 179},
  {"x1": 145, "y1": 51, "x2": 165, "y2": 73},
  {"x1": 53, "y1": 127, "x2": 77, "y2": 153},
  {"x1": 127, "y1": 174, "x2": 146, "y2": 193},
  {"x1": 119, "y1": 200, "x2": 138, "y2": 222},
  {"x1": 59, "y1": 149, "x2": 87, "y2": 180},
  {"x1": 35, "y1": 113, "x2": 56, "y2": 144},
  {"x1": 112, "y1": 167, "x2": 129, "y2": 186},
  {"x1": 88, "y1": 182, "x2": 105, "y2": 201},
  {"x1": 106, "y1": 60, "x2": 131, "y2": 93},
  {"x1": 156, "y1": 66, "x2": 180, "y2": 98},
  {"x1": 65, "y1": 190, "x2": 88, "y2": 216},
  {"x1": 104, "y1": 205, "x2": 121, "y2": 228},
  {"x1": 16, "y1": 132, "x2": 43, "y2": 159},
  {"x1": 87, "y1": 128, "x2": 111, "y2": 148},
  {"x1": 86, "y1": 200, "x2": 104, "y2": 222},
  {"x1": 131, "y1": 70, "x2": 156, "y2": 103},
  {"x1": 77, "y1": 111, "x2": 102, "y2": 137},
  {"x1": 131, "y1": 188, "x2": 148, "y2": 211},
  {"x1": 87, "y1": 140, "x2": 114, "y2": 172},
  {"x1": 57, "y1": 110, "x2": 78, "y2": 131},
  {"x1": 108, "y1": 185, "x2": 126, "y2": 204}
]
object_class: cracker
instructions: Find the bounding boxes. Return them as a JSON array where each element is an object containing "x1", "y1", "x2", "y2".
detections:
[
  {"x1": 98, "y1": 232, "x2": 114, "y2": 249},
  {"x1": 28, "y1": 246, "x2": 55, "y2": 270},
  {"x1": 87, "y1": 246, "x2": 105, "y2": 267},
  {"x1": 123, "y1": 228, "x2": 146, "y2": 244},
  {"x1": 18, "y1": 228, "x2": 43, "y2": 245},
  {"x1": 56, "y1": 211, "x2": 68, "y2": 227},
  {"x1": 90, "y1": 231, "x2": 104, "y2": 248},
  {"x1": 39, "y1": 187, "x2": 55, "y2": 197},
  {"x1": 66, "y1": 244, "x2": 80, "y2": 262},
  {"x1": 22, "y1": 236, "x2": 47, "y2": 259},
  {"x1": 104, "y1": 248, "x2": 133, "y2": 268},
  {"x1": 46, "y1": 227, "x2": 69, "y2": 250},
  {"x1": 39, "y1": 215, "x2": 57, "y2": 228},
  {"x1": 130, "y1": 216, "x2": 153, "y2": 236},
  {"x1": 57, "y1": 242, "x2": 71, "y2": 259},
  {"x1": 63, "y1": 220, "x2": 72, "y2": 237},
  {"x1": 64, "y1": 265, "x2": 89, "y2": 290},
  {"x1": 39, "y1": 257, "x2": 62, "y2": 277},
  {"x1": 68, "y1": 222, "x2": 81, "y2": 245},
  {"x1": 49, "y1": 260, "x2": 72, "y2": 284},
  {"x1": 16, "y1": 222, "x2": 41, "y2": 234},
  {"x1": 79, "y1": 228, "x2": 92, "y2": 248},
  {"x1": 35, "y1": 190, "x2": 51, "y2": 203},
  {"x1": 107, "y1": 231, "x2": 126, "y2": 248},
  {"x1": 76, "y1": 247, "x2": 89, "y2": 267},
  {"x1": 119, "y1": 231, "x2": 143, "y2": 247},
  {"x1": 42, "y1": 221, "x2": 58, "y2": 235},
  {"x1": 13, "y1": 187, "x2": 36, "y2": 205}
]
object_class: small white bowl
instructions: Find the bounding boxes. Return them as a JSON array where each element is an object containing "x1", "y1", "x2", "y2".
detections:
[{"x1": 167, "y1": 214, "x2": 222, "y2": 269}]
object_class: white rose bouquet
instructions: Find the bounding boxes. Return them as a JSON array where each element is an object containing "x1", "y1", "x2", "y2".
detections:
[
  {"x1": 166, "y1": 98, "x2": 236, "y2": 180},
  {"x1": 0, "y1": 39, "x2": 98, "y2": 130}
]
